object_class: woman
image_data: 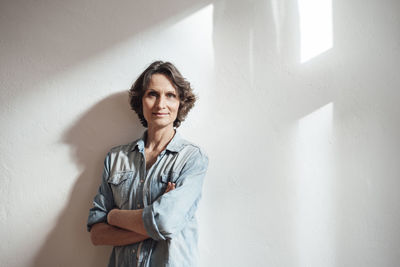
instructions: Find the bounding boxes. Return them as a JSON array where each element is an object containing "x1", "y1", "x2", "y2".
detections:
[{"x1": 87, "y1": 61, "x2": 209, "y2": 267}]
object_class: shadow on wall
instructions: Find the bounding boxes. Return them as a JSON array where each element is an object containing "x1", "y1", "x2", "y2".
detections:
[
  {"x1": 1, "y1": 0, "x2": 212, "y2": 90},
  {"x1": 33, "y1": 92, "x2": 144, "y2": 267}
]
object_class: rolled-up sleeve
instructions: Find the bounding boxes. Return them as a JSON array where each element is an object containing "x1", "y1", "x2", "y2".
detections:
[
  {"x1": 87, "y1": 153, "x2": 114, "y2": 231},
  {"x1": 142, "y1": 148, "x2": 209, "y2": 241}
]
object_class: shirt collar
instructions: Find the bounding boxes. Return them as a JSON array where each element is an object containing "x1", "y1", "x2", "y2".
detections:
[
  {"x1": 165, "y1": 131, "x2": 183, "y2": 152},
  {"x1": 132, "y1": 130, "x2": 183, "y2": 153}
]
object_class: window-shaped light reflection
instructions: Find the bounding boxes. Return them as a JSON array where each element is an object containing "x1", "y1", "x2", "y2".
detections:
[
  {"x1": 298, "y1": 0, "x2": 333, "y2": 63},
  {"x1": 295, "y1": 103, "x2": 335, "y2": 266}
]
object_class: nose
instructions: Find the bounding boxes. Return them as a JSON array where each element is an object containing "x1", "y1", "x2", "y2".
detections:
[{"x1": 156, "y1": 95, "x2": 166, "y2": 108}]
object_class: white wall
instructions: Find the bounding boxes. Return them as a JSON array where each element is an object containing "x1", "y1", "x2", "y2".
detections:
[{"x1": 1, "y1": 0, "x2": 399, "y2": 266}]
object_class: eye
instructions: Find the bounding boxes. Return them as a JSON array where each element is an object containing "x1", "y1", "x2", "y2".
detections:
[
  {"x1": 167, "y1": 93, "x2": 177, "y2": 98},
  {"x1": 147, "y1": 91, "x2": 158, "y2": 97}
]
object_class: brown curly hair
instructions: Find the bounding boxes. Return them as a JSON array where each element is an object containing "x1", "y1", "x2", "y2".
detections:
[{"x1": 129, "y1": 61, "x2": 196, "y2": 128}]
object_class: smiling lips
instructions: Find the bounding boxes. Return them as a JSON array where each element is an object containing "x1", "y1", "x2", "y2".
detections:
[{"x1": 153, "y1": 112, "x2": 169, "y2": 116}]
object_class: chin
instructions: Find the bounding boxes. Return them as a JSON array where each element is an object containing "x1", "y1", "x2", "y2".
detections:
[{"x1": 149, "y1": 122, "x2": 174, "y2": 129}]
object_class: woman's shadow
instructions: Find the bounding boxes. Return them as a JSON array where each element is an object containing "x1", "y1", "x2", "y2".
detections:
[{"x1": 33, "y1": 91, "x2": 143, "y2": 267}]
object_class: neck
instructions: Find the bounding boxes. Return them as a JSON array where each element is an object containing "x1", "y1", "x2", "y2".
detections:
[{"x1": 145, "y1": 125, "x2": 175, "y2": 152}]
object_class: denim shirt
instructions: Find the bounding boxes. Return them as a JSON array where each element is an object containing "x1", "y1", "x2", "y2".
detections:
[{"x1": 87, "y1": 131, "x2": 209, "y2": 267}]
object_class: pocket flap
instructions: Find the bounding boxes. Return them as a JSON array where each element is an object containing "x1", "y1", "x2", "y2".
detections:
[
  {"x1": 160, "y1": 173, "x2": 169, "y2": 184},
  {"x1": 160, "y1": 172, "x2": 178, "y2": 184},
  {"x1": 108, "y1": 171, "x2": 134, "y2": 185}
]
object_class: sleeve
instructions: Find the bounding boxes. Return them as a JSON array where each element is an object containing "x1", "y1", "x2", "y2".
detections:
[
  {"x1": 86, "y1": 152, "x2": 115, "y2": 232},
  {"x1": 142, "y1": 148, "x2": 209, "y2": 241}
]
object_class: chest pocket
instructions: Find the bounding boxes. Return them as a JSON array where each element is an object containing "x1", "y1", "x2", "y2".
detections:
[{"x1": 108, "y1": 171, "x2": 134, "y2": 208}]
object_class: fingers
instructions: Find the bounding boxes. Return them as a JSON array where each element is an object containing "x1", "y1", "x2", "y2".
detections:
[
  {"x1": 165, "y1": 182, "x2": 176, "y2": 193},
  {"x1": 165, "y1": 183, "x2": 171, "y2": 193},
  {"x1": 167, "y1": 182, "x2": 175, "y2": 192}
]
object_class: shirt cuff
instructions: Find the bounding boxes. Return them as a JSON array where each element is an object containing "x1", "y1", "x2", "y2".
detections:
[
  {"x1": 142, "y1": 205, "x2": 166, "y2": 241},
  {"x1": 86, "y1": 210, "x2": 107, "y2": 232}
]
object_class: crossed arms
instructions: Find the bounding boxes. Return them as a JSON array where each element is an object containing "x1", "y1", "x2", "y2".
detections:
[{"x1": 90, "y1": 182, "x2": 175, "y2": 246}]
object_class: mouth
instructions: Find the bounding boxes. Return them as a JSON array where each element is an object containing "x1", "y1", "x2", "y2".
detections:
[{"x1": 153, "y1": 112, "x2": 169, "y2": 116}]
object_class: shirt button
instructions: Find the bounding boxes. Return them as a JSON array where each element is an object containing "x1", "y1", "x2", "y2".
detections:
[
  {"x1": 137, "y1": 204, "x2": 141, "y2": 208},
  {"x1": 132, "y1": 249, "x2": 136, "y2": 253},
  {"x1": 140, "y1": 179, "x2": 144, "y2": 183}
]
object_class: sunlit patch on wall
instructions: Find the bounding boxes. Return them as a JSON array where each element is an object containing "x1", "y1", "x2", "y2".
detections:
[
  {"x1": 298, "y1": 0, "x2": 333, "y2": 63},
  {"x1": 294, "y1": 102, "x2": 335, "y2": 266}
]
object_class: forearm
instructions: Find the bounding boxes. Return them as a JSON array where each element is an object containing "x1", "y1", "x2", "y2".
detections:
[
  {"x1": 106, "y1": 183, "x2": 175, "y2": 237},
  {"x1": 90, "y1": 222, "x2": 149, "y2": 246},
  {"x1": 107, "y1": 209, "x2": 148, "y2": 236}
]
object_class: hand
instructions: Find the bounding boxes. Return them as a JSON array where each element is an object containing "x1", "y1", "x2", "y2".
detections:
[
  {"x1": 165, "y1": 182, "x2": 175, "y2": 193},
  {"x1": 107, "y1": 208, "x2": 117, "y2": 224}
]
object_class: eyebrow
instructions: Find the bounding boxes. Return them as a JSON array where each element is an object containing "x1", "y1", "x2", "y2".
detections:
[{"x1": 146, "y1": 88, "x2": 177, "y2": 94}]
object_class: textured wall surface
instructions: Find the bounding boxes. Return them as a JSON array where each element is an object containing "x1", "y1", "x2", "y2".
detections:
[{"x1": 1, "y1": 0, "x2": 399, "y2": 266}]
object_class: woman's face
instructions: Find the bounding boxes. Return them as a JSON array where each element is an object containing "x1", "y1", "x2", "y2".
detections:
[{"x1": 142, "y1": 74, "x2": 180, "y2": 130}]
